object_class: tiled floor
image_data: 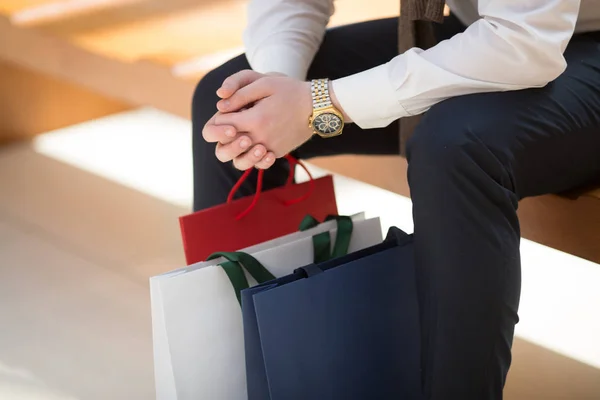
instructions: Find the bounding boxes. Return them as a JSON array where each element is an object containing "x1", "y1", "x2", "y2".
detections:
[{"x1": 0, "y1": 109, "x2": 599, "y2": 399}]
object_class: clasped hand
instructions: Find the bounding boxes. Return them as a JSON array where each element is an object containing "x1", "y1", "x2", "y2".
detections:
[{"x1": 202, "y1": 70, "x2": 314, "y2": 171}]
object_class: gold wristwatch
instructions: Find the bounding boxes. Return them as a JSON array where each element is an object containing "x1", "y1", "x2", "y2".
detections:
[{"x1": 308, "y1": 78, "x2": 344, "y2": 138}]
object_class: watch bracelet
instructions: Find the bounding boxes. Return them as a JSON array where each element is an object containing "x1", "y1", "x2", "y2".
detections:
[{"x1": 311, "y1": 78, "x2": 332, "y2": 110}]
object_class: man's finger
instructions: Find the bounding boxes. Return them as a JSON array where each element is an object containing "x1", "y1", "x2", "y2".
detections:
[
  {"x1": 214, "y1": 110, "x2": 252, "y2": 133},
  {"x1": 217, "y1": 70, "x2": 263, "y2": 99},
  {"x1": 232, "y1": 144, "x2": 267, "y2": 171},
  {"x1": 254, "y1": 151, "x2": 276, "y2": 170},
  {"x1": 215, "y1": 135, "x2": 253, "y2": 163},
  {"x1": 216, "y1": 80, "x2": 271, "y2": 113},
  {"x1": 202, "y1": 120, "x2": 237, "y2": 143}
]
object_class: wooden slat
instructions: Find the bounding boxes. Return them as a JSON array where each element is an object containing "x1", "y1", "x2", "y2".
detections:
[
  {"x1": 0, "y1": 0, "x2": 59, "y2": 15},
  {"x1": 33, "y1": 0, "x2": 399, "y2": 67},
  {"x1": 312, "y1": 155, "x2": 410, "y2": 197},
  {"x1": 0, "y1": 60, "x2": 130, "y2": 143},
  {"x1": 9, "y1": 0, "x2": 141, "y2": 26},
  {"x1": 518, "y1": 193, "x2": 600, "y2": 264},
  {"x1": 329, "y1": 0, "x2": 399, "y2": 27},
  {"x1": 169, "y1": 47, "x2": 244, "y2": 81},
  {"x1": 64, "y1": 0, "x2": 246, "y2": 64},
  {"x1": 0, "y1": 15, "x2": 195, "y2": 118},
  {"x1": 311, "y1": 155, "x2": 600, "y2": 264},
  {"x1": 22, "y1": 0, "x2": 223, "y2": 33}
]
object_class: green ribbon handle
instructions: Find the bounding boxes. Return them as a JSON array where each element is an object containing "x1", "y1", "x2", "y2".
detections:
[
  {"x1": 218, "y1": 261, "x2": 249, "y2": 305},
  {"x1": 299, "y1": 215, "x2": 354, "y2": 263},
  {"x1": 208, "y1": 215, "x2": 353, "y2": 306},
  {"x1": 299, "y1": 215, "x2": 330, "y2": 263},
  {"x1": 207, "y1": 251, "x2": 275, "y2": 306}
]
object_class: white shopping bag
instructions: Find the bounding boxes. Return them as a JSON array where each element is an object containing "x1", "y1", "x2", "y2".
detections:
[
  {"x1": 151, "y1": 214, "x2": 366, "y2": 399},
  {"x1": 151, "y1": 215, "x2": 382, "y2": 400}
]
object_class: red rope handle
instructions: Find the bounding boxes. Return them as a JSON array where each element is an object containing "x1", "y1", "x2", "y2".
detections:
[
  {"x1": 226, "y1": 167, "x2": 266, "y2": 220},
  {"x1": 227, "y1": 168, "x2": 254, "y2": 203},
  {"x1": 283, "y1": 155, "x2": 315, "y2": 206},
  {"x1": 234, "y1": 168, "x2": 264, "y2": 220},
  {"x1": 226, "y1": 155, "x2": 315, "y2": 220}
]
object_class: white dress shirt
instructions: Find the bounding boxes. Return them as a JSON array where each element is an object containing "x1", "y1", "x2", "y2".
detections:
[{"x1": 244, "y1": 0, "x2": 600, "y2": 129}]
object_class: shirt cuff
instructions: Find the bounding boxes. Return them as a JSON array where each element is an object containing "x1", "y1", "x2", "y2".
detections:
[
  {"x1": 331, "y1": 63, "x2": 410, "y2": 129},
  {"x1": 247, "y1": 44, "x2": 312, "y2": 80}
]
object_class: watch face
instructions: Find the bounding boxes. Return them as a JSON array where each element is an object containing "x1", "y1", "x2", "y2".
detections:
[{"x1": 312, "y1": 112, "x2": 343, "y2": 135}]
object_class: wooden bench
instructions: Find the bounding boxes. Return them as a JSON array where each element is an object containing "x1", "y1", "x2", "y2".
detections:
[{"x1": 0, "y1": 0, "x2": 598, "y2": 263}]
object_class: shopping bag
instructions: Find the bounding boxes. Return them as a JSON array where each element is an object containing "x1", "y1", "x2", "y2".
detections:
[
  {"x1": 153, "y1": 213, "x2": 360, "y2": 400},
  {"x1": 179, "y1": 155, "x2": 338, "y2": 264},
  {"x1": 242, "y1": 227, "x2": 422, "y2": 400},
  {"x1": 150, "y1": 215, "x2": 383, "y2": 400}
]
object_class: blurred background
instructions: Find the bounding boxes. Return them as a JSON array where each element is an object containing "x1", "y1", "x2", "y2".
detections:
[{"x1": 0, "y1": 0, "x2": 599, "y2": 399}]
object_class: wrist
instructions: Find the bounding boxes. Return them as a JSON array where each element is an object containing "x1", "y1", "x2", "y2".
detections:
[{"x1": 328, "y1": 80, "x2": 352, "y2": 123}]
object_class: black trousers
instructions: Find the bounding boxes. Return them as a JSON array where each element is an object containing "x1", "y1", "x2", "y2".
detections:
[{"x1": 192, "y1": 16, "x2": 600, "y2": 400}]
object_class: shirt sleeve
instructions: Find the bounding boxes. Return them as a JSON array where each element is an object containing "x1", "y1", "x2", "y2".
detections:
[
  {"x1": 332, "y1": 0, "x2": 581, "y2": 129},
  {"x1": 244, "y1": 0, "x2": 335, "y2": 80}
]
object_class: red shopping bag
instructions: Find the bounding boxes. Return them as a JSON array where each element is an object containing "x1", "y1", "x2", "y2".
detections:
[{"x1": 179, "y1": 156, "x2": 338, "y2": 265}]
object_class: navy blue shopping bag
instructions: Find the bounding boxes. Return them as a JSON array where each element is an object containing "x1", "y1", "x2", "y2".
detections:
[{"x1": 241, "y1": 227, "x2": 423, "y2": 400}]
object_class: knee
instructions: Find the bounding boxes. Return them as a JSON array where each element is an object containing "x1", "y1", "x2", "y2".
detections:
[
  {"x1": 406, "y1": 98, "x2": 516, "y2": 192},
  {"x1": 406, "y1": 106, "x2": 476, "y2": 175}
]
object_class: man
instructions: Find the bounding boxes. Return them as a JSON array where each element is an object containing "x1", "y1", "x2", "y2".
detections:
[{"x1": 192, "y1": 0, "x2": 600, "y2": 398}]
